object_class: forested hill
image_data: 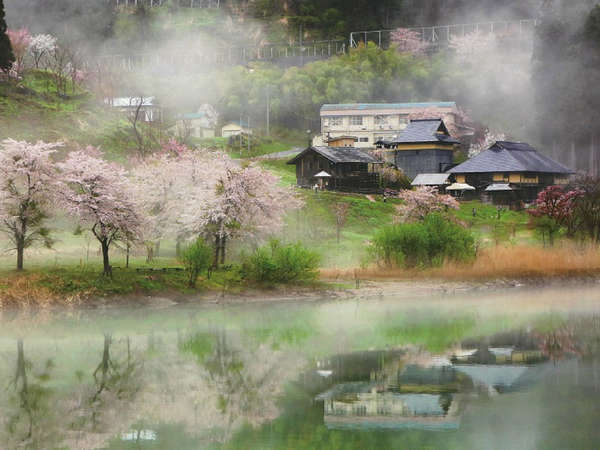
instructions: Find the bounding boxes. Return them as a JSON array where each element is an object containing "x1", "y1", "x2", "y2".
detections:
[{"x1": 3, "y1": 0, "x2": 545, "y2": 48}]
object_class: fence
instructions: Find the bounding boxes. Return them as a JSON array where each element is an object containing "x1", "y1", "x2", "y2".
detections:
[
  {"x1": 349, "y1": 19, "x2": 538, "y2": 49},
  {"x1": 95, "y1": 40, "x2": 346, "y2": 72},
  {"x1": 112, "y1": 0, "x2": 221, "y2": 7}
]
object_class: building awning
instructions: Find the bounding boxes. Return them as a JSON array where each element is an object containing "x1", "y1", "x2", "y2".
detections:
[
  {"x1": 446, "y1": 182, "x2": 476, "y2": 191},
  {"x1": 485, "y1": 183, "x2": 513, "y2": 192},
  {"x1": 314, "y1": 171, "x2": 332, "y2": 178},
  {"x1": 412, "y1": 173, "x2": 450, "y2": 186}
]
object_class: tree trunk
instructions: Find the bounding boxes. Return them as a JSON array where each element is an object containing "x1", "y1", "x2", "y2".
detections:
[
  {"x1": 220, "y1": 236, "x2": 227, "y2": 265},
  {"x1": 101, "y1": 240, "x2": 112, "y2": 277},
  {"x1": 213, "y1": 235, "x2": 221, "y2": 268},
  {"x1": 155, "y1": 240, "x2": 160, "y2": 258},
  {"x1": 16, "y1": 240, "x2": 24, "y2": 271}
]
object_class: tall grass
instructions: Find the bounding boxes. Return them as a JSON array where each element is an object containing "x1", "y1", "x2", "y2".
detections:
[{"x1": 321, "y1": 243, "x2": 600, "y2": 281}]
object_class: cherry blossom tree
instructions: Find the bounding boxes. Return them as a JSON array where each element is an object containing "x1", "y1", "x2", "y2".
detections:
[
  {"x1": 6, "y1": 28, "x2": 30, "y2": 78},
  {"x1": 397, "y1": 186, "x2": 459, "y2": 222},
  {"x1": 469, "y1": 129, "x2": 506, "y2": 157},
  {"x1": 390, "y1": 28, "x2": 428, "y2": 56},
  {"x1": 528, "y1": 186, "x2": 583, "y2": 237},
  {"x1": 449, "y1": 30, "x2": 495, "y2": 62},
  {"x1": 182, "y1": 164, "x2": 303, "y2": 267},
  {"x1": 0, "y1": 139, "x2": 62, "y2": 270},
  {"x1": 58, "y1": 148, "x2": 141, "y2": 276},
  {"x1": 28, "y1": 34, "x2": 56, "y2": 69}
]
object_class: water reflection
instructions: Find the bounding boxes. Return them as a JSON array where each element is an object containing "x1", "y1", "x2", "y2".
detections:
[{"x1": 0, "y1": 290, "x2": 599, "y2": 449}]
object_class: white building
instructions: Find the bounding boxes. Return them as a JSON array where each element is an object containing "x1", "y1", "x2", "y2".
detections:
[
  {"x1": 104, "y1": 96, "x2": 161, "y2": 122},
  {"x1": 317, "y1": 102, "x2": 462, "y2": 149}
]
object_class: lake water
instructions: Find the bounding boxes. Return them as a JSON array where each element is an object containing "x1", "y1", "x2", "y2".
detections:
[{"x1": 1, "y1": 285, "x2": 600, "y2": 449}]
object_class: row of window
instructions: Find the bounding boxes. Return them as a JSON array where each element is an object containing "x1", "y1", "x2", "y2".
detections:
[{"x1": 323, "y1": 115, "x2": 409, "y2": 127}]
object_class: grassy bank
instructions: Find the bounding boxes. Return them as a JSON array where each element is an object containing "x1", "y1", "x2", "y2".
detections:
[{"x1": 322, "y1": 244, "x2": 600, "y2": 281}]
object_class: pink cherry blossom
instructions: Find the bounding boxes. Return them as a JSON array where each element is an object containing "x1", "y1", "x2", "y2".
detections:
[{"x1": 0, "y1": 139, "x2": 62, "y2": 270}]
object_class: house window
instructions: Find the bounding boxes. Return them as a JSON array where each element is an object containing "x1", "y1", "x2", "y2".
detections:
[
  {"x1": 327, "y1": 116, "x2": 343, "y2": 127},
  {"x1": 359, "y1": 137, "x2": 369, "y2": 142},
  {"x1": 350, "y1": 116, "x2": 363, "y2": 126},
  {"x1": 375, "y1": 115, "x2": 388, "y2": 126}
]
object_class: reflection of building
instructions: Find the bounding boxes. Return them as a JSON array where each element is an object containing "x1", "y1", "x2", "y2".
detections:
[
  {"x1": 315, "y1": 350, "x2": 465, "y2": 431},
  {"x1": 318, "y1": 102, "x2": 463, "y2": 149},
  {"x1": 452, "y1": 334, "x2": 550, "y2": 394}
]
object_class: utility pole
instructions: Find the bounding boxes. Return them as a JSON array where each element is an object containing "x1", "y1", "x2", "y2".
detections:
[
  {"x1": 266, "y1": 85, "x2": 271, "y2": 137},
  {"x1": 247, "y1": 115, "x2": 251, "y2": 155}
]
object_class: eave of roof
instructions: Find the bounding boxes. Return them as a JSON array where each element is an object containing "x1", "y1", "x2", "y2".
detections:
[
  {"x1": 321, "y1": 102, "x2": 457, "y2": 112},
  {"x1": 448, "y1": 141, "x2": 573, "y2": 174},
  {"x1": 287, "y1": 146, "x2": 383, "y2": 165}
]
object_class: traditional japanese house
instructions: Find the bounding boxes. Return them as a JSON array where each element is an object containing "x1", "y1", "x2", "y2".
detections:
[
  {"x1": 447, "y1": 141, "x2": 573, "y2": 204},
  {"x1": 375, "y1": 119, "x2": 460, "y2": 180},
  {"x1": 287, "y1": 146, "x2": 383, "y2": 193},
  {"x1": 411, "y1": 173, "x2": 451, "y2": 192},
  {"x1": 325, "y1": 135, "x2": 358, "y2": 147}
]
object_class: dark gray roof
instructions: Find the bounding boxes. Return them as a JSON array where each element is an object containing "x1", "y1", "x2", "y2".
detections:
[
  {"x1": 448, "y1": 141, "x2": 573, "y2": 174},
  {"x1": 287, "y1": 146, "x2": 383, "y2": 165},
  {"x1": 376, "y1": 119, "x2": 459, "y2": 146}
]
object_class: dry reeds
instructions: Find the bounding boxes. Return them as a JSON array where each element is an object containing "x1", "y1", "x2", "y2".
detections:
[
  {"x1": 321, "y1": 243, "x2": 600, "y2": 281},
  {"x1": 0, "y1": 273, "x2": 83, "y2": 309}
]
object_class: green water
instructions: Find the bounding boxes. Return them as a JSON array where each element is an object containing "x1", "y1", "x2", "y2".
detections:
[{"x1": 1, "y1": 285, "x2": 599, "y2": 449}]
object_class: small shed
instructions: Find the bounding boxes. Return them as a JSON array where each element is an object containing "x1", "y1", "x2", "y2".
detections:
[
  {"x1": 221, "y1": 121, "x2": 252, "y2": 138},
  {"x1": 412, "y1": 173, "x2": 451, "y2": 192},
  {"x1": 287, "y1": 146, "x2": 383, "y2": 193},
  {"x1": 326, "y1": 135, "x2": 358, "y2": 147}
]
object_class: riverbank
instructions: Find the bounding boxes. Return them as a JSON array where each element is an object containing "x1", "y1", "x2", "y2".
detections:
[{"x1": 2, "y1": 244, "x2": 600, "y2": 309}]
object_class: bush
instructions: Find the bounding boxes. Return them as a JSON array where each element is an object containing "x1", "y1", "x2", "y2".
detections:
[
  {"x1": 179, "y1": 238, "x2": 212, "y2": 288},
  {"x1": 371, "y1": 213, "x2": 475, "y2": 268},
  {"x1": 240, "y1": 240, "x2": 320, "y2": 284}
]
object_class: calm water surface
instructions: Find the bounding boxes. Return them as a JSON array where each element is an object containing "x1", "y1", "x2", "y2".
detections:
[{"x1": 1, "y1": 286, "x2": 600, "y2": 449}]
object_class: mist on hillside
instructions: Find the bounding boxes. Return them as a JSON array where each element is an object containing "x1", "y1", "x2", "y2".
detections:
[{"x1": 2, "y1": 0, "x2": 600, "y2": 169}]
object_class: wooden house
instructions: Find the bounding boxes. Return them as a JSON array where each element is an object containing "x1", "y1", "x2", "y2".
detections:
[
  {"x1": 325, "y1": 135, "x2": 358, "y2": 147},
  {"x1": 174, "y1": 104, "x2": 218, "y2": 138},
  {"x1": 287, "y1": 146, "x2": 383, "y2": 193},
  {"x1": 447, "y1": 141, "x2": 573, "y2": 204},
  {"x1": 375, "y1": 119, "x2": 459, "y2": 180},
  {"x1": 105, "y1": 96, "x2": 162, "y2": 122},
  {"x1": 221, "y1": 121, "x2": 252, "y2": 137}
]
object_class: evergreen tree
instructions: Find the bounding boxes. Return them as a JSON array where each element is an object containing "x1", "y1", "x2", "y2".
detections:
[{"x1": 0, "y1": 0, "x2": 14, "y2": 74}]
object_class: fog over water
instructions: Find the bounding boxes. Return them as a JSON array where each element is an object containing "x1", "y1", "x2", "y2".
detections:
[{"x1": 1, "y1": 286, "x2": 600, "y2": 449}]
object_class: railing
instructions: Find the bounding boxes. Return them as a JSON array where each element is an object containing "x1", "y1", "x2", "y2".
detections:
[
  {"x1": 112, "y1": 0, "x2": 220, "y2": 7},
  {"x1": 349, "y1": 19, "x2": 538, "y2": 49},
  {"x1": 94, "y1": 40, "x2": 346, "y2": 72}
]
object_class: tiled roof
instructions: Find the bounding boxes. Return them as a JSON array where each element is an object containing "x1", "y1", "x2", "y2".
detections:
[
  {"x1": 378, "y1": 119, "x2": 459, "y2": 145},
  {"x1": 448, "y1": 141, "x2": 573, "y2": 174},
  {"x1": 287, "y1": 146, "x2": 383, "y2": 165},
  {"x1": 412, "y1": 173, "x2": 450, "y2": 186},
  {"x1": 321, "y1": 102, "x2": 457, "y2": 112}
]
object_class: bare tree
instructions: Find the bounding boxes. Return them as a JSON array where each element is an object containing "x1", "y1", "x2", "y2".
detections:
[{"x1": 333, "y1": 202, "x2": 350, "y2": 244}]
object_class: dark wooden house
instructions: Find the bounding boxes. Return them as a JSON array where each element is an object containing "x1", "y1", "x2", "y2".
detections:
[
  {"x1": 375, "y1": 118, "x2": 459, "y2": 180},
  {"x1": 447, "y1": 141, "x2": 574, "y2": 204},
  {"x1": 287, "y1": 146, "x2": 383, "y2": 193}
]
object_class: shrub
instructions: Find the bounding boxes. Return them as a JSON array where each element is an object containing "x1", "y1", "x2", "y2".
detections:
[
  {"x1": 240, "y1": 240, "x2": 320, "y2": 284},
  {"x1": 179, "y1": 238, "x2": 212, "y2": 288},
  {"x1": 371, "y1": 213, "x2": 475, "y2": 268}
]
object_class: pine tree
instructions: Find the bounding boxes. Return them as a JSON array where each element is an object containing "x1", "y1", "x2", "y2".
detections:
[{"x1": 0, "y1": 0, "x2": 14, "y2": 74}]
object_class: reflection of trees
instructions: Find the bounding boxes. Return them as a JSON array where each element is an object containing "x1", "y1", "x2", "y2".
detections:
[{"x1": 3, "y1": 339, "x2": 57, "y2": 449}]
